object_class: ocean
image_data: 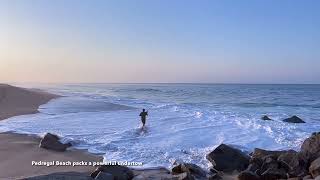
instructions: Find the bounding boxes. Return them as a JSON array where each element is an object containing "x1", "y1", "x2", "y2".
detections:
[{"x1": 0, "y1": 83, "x2": 319, "y2": 169}]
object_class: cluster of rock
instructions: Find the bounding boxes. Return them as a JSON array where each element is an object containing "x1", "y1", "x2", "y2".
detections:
[
  {"x1": 261, "y1": 115, "x2": 306, "y2": 123},
  {"x1": 25, "y1": 132, "x2": 320, "y2": 180},
  {"x1": 237, "y1": 132, "x2": 320, "y2": 180}
]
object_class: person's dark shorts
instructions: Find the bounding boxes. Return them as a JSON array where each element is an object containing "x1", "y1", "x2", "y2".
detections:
[{"x1": 141, "y1": 118, "x2": 146, "y2": 124}]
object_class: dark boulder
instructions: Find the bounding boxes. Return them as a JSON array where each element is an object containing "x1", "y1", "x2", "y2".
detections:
[
  {"x1": 91, "y1": 165, "x2": 134, "y2": 180},
  {"x1": 309, "y1": 157, "x2": 320, "y2": 178},
  {"x1": 24, "y1": 172, "x2": 93, "y2": 180},
  {"x1": 277, "y1": 151, "x2": 308, "y2": 177},
  {"x1": 261, "y1": 116, "x2": 272, "y2": 121},
  {"x1": 301, "y1": 132, "x2": 320, "y2": 163},
  {"x1": 283, "y1": 116, "x2": 306, "y2": 123},
  {"x1": 39, "y1": 133, "x2": 72, "y2": 152},
  {"x1": 238, "y1": 171, "x2": 260, "y2": 180},
  {"x1": 172, "y1": 163, "x2": 207, "y2": 179},
  {"x1": 206, "y1": 144, "x2": 250, "y2": 173}
]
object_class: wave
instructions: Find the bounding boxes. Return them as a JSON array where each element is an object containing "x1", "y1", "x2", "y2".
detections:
[{"x1": 234, "y1": 102, "x2": 320, "y2": 109}]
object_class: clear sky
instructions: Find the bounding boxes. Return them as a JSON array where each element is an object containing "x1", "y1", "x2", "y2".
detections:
[{"x1": 1, "y1": 0, "x2": 319, "y2": 84}]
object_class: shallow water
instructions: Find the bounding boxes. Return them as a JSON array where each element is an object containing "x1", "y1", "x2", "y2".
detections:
[{"x1": 1, "y1": 84, "x2": 319, "y2": 169}]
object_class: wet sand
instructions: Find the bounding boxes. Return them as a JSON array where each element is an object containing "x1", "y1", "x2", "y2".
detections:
[
  {"x1": 0, "y1": 132, "x2": 102, "y2": 179},
  {"x1": 0, "y1": 84, "x2": 103, "y2": 179}
]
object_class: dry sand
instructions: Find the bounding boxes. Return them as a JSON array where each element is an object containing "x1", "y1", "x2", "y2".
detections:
[
  {"x1": 0, "y1": 132, "x2": 102, "y2": 179},
  {"x1": 0, "y1": 84, "x2": 103, "y2": 179},
  {"x1": 0, "y1": 84, "x2": 60, "y2": 121}
]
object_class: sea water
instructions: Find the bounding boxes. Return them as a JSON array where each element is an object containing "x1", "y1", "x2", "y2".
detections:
[{"x1": 0, "y1": 84, "x2": 319, "y2": 169}]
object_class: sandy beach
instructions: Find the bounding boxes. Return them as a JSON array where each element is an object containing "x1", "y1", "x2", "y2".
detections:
[
  {"x1": 0, "y1": 84, "x2": 60, "y2": 121},
  {"x1": 0, "y1": 85, "x2": 103, "y2": 179},
  {"x1": 0, "y1": 132, "x2": 102, "y2": 179}
]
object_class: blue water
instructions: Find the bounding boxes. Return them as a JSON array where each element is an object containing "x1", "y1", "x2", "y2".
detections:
[{"x1": 0, "y1": 84, "x2": 319, "y2": 169}]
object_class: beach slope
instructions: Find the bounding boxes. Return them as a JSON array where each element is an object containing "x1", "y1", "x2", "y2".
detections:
[
  {"x1": 0, "y1": 84, "x2": 59, "y2": 121},
  {"x1": 0, "y1": 132, "x2": 102, "y2": 179}
]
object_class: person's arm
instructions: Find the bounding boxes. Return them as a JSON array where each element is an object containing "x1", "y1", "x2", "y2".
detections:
[{"x1": 146, "y1": 111, "x2": 148, "y2": 116}]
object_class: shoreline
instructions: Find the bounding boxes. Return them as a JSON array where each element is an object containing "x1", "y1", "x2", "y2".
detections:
[
  {"x1": 0, "y1": 84, "x2": 104, "y2": 179},
  {"x1": 0, "y1": 84, "x2": 60, "y2": 121}
]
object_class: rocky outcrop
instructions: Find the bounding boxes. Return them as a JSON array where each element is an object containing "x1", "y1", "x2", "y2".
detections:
[
  {"x1": 39, "y1": 133, "x2": 72, "y2": 152},
  {"x1": 91, "y1": 165, "x2": 134, "y2": 180},
  {"x1": 236, "y1": 133, "x2": 320, "y2": 180},
  {"x1": 206, "y1": 144, "x2": 250, "y2": 173},
  {"x1": 310, "y1": 157, "x2": 320, "y2": 178},
  {"x1": 261, "y1": 116, "x2": 272, "y2": 121},
  {"x1": 23, "y1": 172, "x2": 93, "y2": 180},
  {"x1": 172, "y1": 163, "x2": 207, "y2": 179},
  {"x1": 283, "y1": 116, "x2": 306, "y2": 123},
  {"x1": 301, "y1": 132, "x2": 320, "y2": 163}
]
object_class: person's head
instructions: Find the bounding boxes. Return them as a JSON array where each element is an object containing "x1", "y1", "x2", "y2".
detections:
[{"x1": 142, "y1": 109, "x2": 145, "y2": 112}]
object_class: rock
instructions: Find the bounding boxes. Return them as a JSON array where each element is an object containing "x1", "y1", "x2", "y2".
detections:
[
  {"x1": 310, "y1": 157, "x2": 320, "y2": 178},
  {"x1": 283, "y1": 116, "x2": 306, "y2": 123},
  {"x1": 24, "y1": 172, "x2": 93, "y2": 180},
  {"x1": 95, "y1": 171, "x2": 113, "y2": 180},
  {"x1": 287, "y1": 178, "x2": 301, "y2": 180},
  {"x1": 246, "y1": 158, "x2": 263, "y2": 173},
  {"x1": 206, "y1": 144, "x2": 250, "y2": 173},
  {"x1": 132, "y1": 167, "x2": 175, "y2": 180},
  {"x1": 303, "y1": 175, "x2": 313, "y2": 180},
  {"x1": 251, "y1": 148, "x2": 296, "y2": 159},
  {"x1": 172, "y1": 163, "x2": 207, "y2": 179},
  {"x1": 256, "y1": 154, "x2": 291, "y2": 179},
  {"x1": 91, "y1": 165, "x2": 134, "y2": 180},
  {"x1": 238, "y1": 171, "x2": 260, "y2": 180},
  {"x1": 39, "y1": 133, "x2": 72, "y2": 152},
  {"x1": 172, "y1": 172, "x2": 194, "y2": 180},
  {"x1": 208, "y1": 168, "x2": 223, "y2": 180},
  {"x1": 260, "y1": 167, "x2": 288, "y2": 180},
  {"x1": 301, "y1": 132, "x2": 320, "y2": 163},
  {"x1": 261, "y1": 116, "x2": 272, "y2": 121},
  {"x1": 208, "y1": 173, "x2": 222, "y2": 180},
  {"x1": 277, "y1": 152, "x2": 308, "y2": 177}
]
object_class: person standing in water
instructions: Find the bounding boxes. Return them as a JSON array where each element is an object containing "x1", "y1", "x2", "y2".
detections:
[{"x1": 139, "y1": 109, "x2": 148, "y2": 127}]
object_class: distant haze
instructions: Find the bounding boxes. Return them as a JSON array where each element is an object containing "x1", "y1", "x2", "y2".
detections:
[{"x1": 1, "y1": 0, "x2": 319, "y2": 84}]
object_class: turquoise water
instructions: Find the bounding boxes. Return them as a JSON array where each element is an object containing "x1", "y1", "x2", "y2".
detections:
[{"x1": 0, "y1": 84, "x2": 319, "y2": 168}]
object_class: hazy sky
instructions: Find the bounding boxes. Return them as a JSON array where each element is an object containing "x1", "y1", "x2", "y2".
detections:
[{"x1": 1, "y1": 0, "x2": 319, "y2": 83}]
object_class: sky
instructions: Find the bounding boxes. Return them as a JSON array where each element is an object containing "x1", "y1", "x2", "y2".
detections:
[{"x1": 0, "y1": 0, "x2": 319, "y2": 84}]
